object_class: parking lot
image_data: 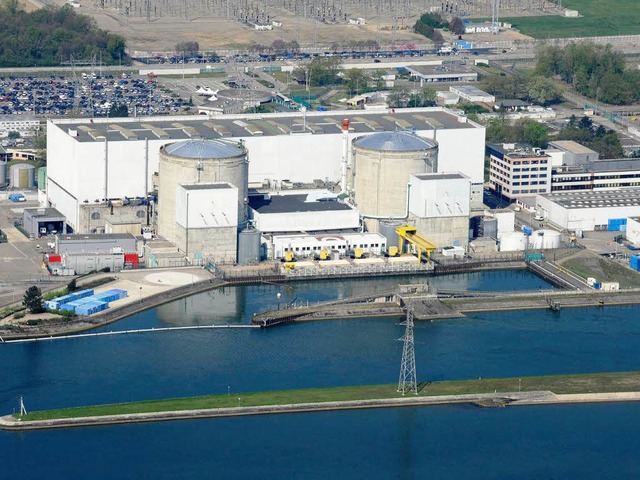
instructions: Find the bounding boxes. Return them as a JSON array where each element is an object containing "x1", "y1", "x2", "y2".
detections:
[{"x1": 0, "y1": 74, "x2": 190, "y2": 117}]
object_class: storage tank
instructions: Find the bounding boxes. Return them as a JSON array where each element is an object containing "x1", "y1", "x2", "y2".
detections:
[
  {"x1": 352, "y1": 132, "x2": 438, "y2": 231},
  {"x1": 0, "y1": 161, "x2": 6, "y2": 187},
  {"x1": 237, "y1": 228, "x2": 261, "y2": 265},
  {"x1": 37, "y1": 166, "x2": 47, "y2": 191},
  {"x1": 157, "y1": 139, "x2": 249, "y2": 244},
  {"x1": 499, "y1": 232, "x2": 528, "y2": 252},
  {"x1": 379, "y1": 220, "x2": 403, "y2": 249},
  {"x1": 530, "y1": 229, "x2": 561, "y2": 250},
  {"x1": 10, "y1": 163, "x2": 35, "y2": 189}
]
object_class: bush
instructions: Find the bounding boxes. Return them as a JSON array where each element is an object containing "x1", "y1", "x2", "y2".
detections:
[{"x1": 14, "y1": 311, "x2": 25, "y2": 319}]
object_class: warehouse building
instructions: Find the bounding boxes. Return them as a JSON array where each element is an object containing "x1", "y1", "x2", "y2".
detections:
[
  {"x1": 449, "y1": 86, "x2": 495, "y2": 104},
  {"x1": 535, "y1": 189, "x2": 640, "y2": 232},
  {"x1": 45, "y1": 108, "x2": 486, "y2": 232},
  {"x1": 249, "y1": 190, "x2": 359, "y2": 234},
  {"x1": 22, "y1": 207, "x2": 66, "y2": 238},
  {"x1": 548, "y1": 140, "x2": 599, "y2": 166},
  {"x1": 406, "y1": 65, "x2": 478, "y2": 83}
]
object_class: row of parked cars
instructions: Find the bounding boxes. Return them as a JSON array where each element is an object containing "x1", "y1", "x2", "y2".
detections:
[{"x1": 0, "y1": 74, "x2": 190, "y2": 117}]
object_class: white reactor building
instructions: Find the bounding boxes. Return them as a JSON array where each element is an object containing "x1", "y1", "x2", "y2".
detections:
[{"x1": 45, "y1": 108, "x2": 486, "y2": 233}]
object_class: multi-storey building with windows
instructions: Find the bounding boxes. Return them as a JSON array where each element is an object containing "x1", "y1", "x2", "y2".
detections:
[{"x1": 487, "y1": 143, "x2": 551, "y2": 200}]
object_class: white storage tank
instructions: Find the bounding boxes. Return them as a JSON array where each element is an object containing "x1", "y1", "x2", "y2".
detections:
[
  {"x1": 10, "y1": 163, "x2": 35, "y2": 189},
  {"x1": 499, "y1": 232, "x2": 528, "y2": 252},
  {"x1": 352, "y1": 131, "x2": 438, "y2": 231},
  {"x1": 0, "y1": 161, "x2": 6, "y2": 186},
  {"x1": 530, "y1": 229, "x2": 561, "y2": 250}
]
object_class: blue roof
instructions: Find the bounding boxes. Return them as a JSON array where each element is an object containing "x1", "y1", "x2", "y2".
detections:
[
  {"x1": 353, "y1": 132, "x2": 437, "y2": 152},
  {"x1": 164, "y1": 139, "x2": 245, "y2": 159}
]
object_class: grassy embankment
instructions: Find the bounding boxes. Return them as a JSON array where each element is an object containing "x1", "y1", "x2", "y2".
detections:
[
  {"x1": 499, "y1": 0, "x2": 640, "y2": 38},
  {"x1": 559, "y1": 251, "x2": 640, "y2": 289},
  {"x1": 17, "y1": 372, "x2": 640, "y2": 421}
]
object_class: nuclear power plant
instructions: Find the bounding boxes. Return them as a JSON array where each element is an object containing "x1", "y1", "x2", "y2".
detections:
[{"x1": 43, "y1": 107, "x2": 486, "y2": 269}]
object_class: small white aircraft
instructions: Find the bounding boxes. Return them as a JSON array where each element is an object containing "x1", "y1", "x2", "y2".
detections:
[{"x1": 196, "y1": 86, "x2": 218, "y2": 96}]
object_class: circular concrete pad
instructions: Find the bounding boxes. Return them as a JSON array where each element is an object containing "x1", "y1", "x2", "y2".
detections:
[{"x1": 144, "y1": 271, "x2": 198, "y2": 286}]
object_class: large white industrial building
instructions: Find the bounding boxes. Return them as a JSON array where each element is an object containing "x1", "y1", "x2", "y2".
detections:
[
  {"x1": 45, "y1": 107, "x2": 486, "y2": 232},
  {"x1": 536, "y1": 189, "x2": 640, "y2": 232}
]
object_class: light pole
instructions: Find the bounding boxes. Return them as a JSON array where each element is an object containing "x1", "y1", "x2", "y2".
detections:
[{"x1": 139, "y1": 286, "x2": 142, "y2": 302}]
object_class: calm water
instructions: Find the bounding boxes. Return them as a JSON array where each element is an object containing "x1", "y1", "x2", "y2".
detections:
[{"x1": 2, "y1": 270, "x2": 639, "y2": 479}]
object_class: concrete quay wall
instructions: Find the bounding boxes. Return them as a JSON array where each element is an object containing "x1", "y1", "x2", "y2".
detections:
[{"x1": 4, "y1": 391, "x2": 640, "y2": 431}]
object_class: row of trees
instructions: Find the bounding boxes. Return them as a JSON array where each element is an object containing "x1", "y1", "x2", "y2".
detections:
[
  {"x1": 535, "y1": 43, "x2": 640, "y2": 105},
  {"x1": 0, "y1": 1, "x2": 126, "y2": 67},
  {"x1": 413, "y1": 13, "x2": 464, "y2": 44},
  {"x1": 480, "y1": 72, "x2": 563, "y2": 106},
  {"x1": 485, "y1": 115, "x2": 624, "y2": 159}
]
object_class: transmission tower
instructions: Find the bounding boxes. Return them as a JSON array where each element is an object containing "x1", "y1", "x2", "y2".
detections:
[{"x1": 397, "y1": 305, "x2": 417, "y2": 395}]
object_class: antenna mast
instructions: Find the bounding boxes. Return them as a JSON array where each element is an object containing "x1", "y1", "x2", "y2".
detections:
[{"x1": 397, "y1": 305, "x2": 417, "y2": 395}]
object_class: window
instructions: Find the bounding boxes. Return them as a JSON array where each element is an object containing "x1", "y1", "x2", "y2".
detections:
[
  {"x1": 136, "y1": 210, "x2": 145, "y2": 218},
  {"x1": 91, "y1": 212, "x2": 100, "y2": 220}
]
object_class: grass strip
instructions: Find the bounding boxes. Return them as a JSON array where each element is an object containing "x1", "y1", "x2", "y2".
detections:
[{"x1": 18, "y1": 372, "x2": 640, "y2": 421}]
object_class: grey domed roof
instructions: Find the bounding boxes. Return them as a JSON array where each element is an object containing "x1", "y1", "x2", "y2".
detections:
[
  {"x1": 164, "y1": 139, "x2": 245, "y2": 159},
  {"x1": 354, "y1": 132, "x2": 437, "y2": 151}
]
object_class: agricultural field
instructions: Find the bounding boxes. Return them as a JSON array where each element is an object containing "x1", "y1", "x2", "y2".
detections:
[{"x1": 500, "y1": 0, "x2": 640, "y2": 39}]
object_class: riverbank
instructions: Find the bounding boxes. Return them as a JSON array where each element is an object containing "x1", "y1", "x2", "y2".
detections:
[{"x1": 4, "y1": 372, "x2": 640, "y2": 431}]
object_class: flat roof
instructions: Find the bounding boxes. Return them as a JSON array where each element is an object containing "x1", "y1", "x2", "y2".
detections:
[
  {"x1": 57, "y1": 233, "x2": 136, "y2": 241},
  {"x1": 52, "y1": 108, "x2": 478, "y2": 143},
  {"x1": 180, "y1": 182, "x2": 233, "y2": 190},
  {"x1": 413, "y1": 172, "x2": 468, "y2": 180},
  {"x1": 540, "y1": 188, "x2": 640, "y2": 209},
  {"x1": 24, "y1": 207, "x2": 64, "y2": 218},
  {"x1": 250, "y1": 194, "x2": 355, "y2": 214},
  {"x1": 450, "y1": 86, "x2": 493, "y2": 97},
  {"x1": 407, "y1": 65, "x2": 478, "y2": 77},
  {"x1": 549, "y1": 140, "x2": 598, "y2": 155}
]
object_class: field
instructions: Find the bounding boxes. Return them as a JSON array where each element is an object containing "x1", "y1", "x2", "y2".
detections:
[
  {"x1": 500, "y1": 0, "x2": 640, "y2": 39},
  {"x1": 17, "y1": 371, "x2": 640, "y2": 421}
]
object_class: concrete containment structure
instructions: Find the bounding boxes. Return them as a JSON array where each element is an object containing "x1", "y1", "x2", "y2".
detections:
[
  {"x1": 157, "y1": 139, "x2": 248, "y2": 246},
  {"x1": 407, "y1": 172, "x2": 471, "y2": 249},
  {"x1": 174, "y1": 183, "x2": 239, "y2": 263},
  {"x1": 352, "y1": 132, "x2": 438, "y2": 232}
]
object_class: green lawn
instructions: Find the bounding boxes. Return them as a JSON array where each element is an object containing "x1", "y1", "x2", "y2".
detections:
[
  {"x1": 499, "y1": 0, "x2": 640, "y2": 38},
  {"x1": 17, "y1": 372, "x2": 640, "y2": 421}
]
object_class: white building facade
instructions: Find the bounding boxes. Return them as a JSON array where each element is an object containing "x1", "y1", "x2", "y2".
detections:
[{"x1": 46, "y1": 109, "x2": 486, "y2": 232}]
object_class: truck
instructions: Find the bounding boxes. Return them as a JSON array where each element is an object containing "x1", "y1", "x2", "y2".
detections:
[
  {"x1": 437, "y1": 45, "x2": 453, "y2": 56},
  {"x1": 8, "y1": 193, "x2": 26, "y2": 202}
]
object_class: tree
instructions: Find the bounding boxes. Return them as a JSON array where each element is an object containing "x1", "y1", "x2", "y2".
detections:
[
  {"x1": 106, "y1": 35, "x2": 126, "y2": 62},
  {"x1": 8, "y1": 130, "x2": 20, "y2": 139},
  {"x1": 67, "y1": 278, "x2": 77, "y2": 292},
  {"x1": 521, "y1": 120, "x2": 549, "y2": 148},
  {"x1": 344, "y1": 69, "x2": 371, "y2": 95},
  {"x1": 175, "y1": 40, "x2": 199, "y2": 56},
  {"x1": 109, "y1": 103, "x2": 128, "y2": 118},
  {"x1": 23, "y1": 286, "x2": 44, "y2": 314},
  {"x1": 449, "y1": 17, "x2": 465, "y2": 35},
  {"x1": 293, "y1": 57, "x2": 341, "y2": 87},
  {"x1": 526, "y1": 75, "x2": 562, "y2": 105}
]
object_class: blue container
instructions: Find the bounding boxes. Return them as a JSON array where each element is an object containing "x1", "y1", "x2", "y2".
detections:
[
  {"x1": 607, "y1": 218, "x2": 627, "y2": 231},
  {"x1": 593, "y1": 282, "x2": 601, "y2": 290},
  {"x1": 522, "y1": 226, "x2": 533, "y2": 236},
  {"x1": 630, "y1": 256, "x2": 640, "y2": 271}
]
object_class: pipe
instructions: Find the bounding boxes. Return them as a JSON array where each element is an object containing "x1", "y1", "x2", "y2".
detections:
[{"x1": 360, "y1": 183, "x2": 412, "y2": 221}]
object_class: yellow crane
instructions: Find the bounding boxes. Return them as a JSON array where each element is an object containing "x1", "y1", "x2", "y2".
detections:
[{"x1": 395, "y1": 226, "x2": 437, "y2": 263}]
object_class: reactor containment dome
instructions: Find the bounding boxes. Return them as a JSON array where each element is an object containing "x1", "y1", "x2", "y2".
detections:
[
  {"x1": 157, "y1": 139, "x2": 249, "y2": 246},
  {"x1": 351, "y1": 131, "x2": 438, "y2": 231}
]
